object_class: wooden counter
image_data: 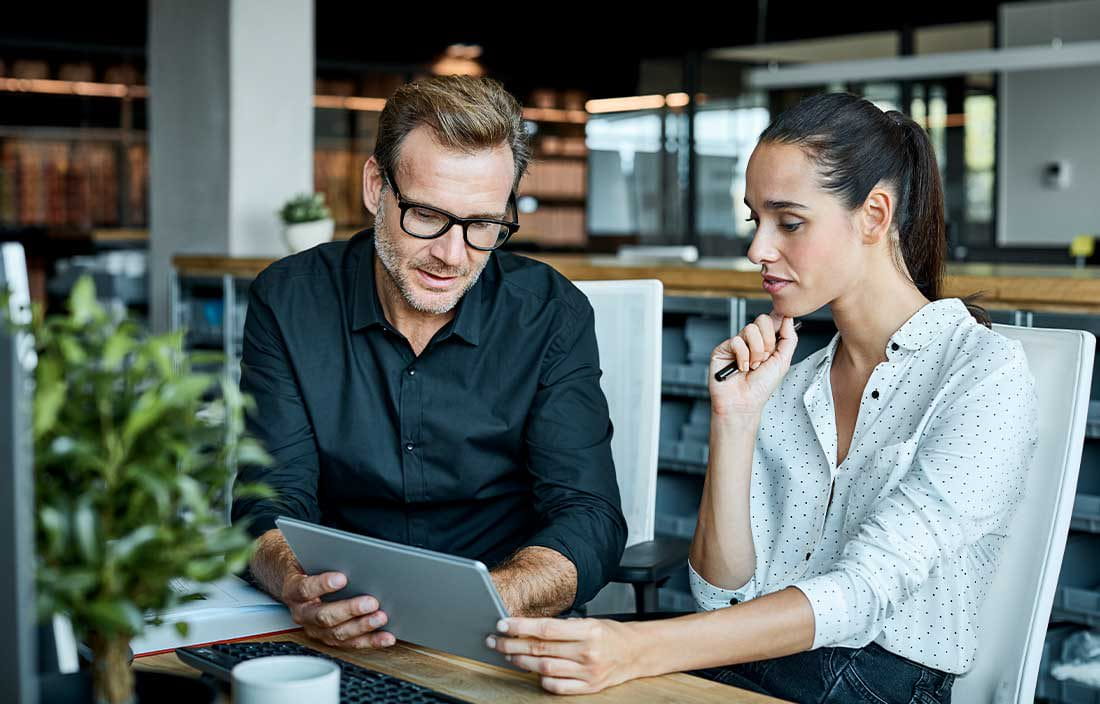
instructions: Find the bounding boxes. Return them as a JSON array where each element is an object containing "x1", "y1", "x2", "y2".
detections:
[
  {"x1": 173, "y1": 253, "x2": 1100, "y2": 314},
  {"x1": 136, "y1": 631, "x2": 785, "y2": 703}
]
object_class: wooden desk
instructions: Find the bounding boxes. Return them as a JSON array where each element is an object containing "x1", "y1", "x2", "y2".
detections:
[
  {"x1": 172, "y1": 252, "x2": 1100, "y2": 314},
  {"x1": 135, "y1": 631, "x2": 788, "y2": 703}
]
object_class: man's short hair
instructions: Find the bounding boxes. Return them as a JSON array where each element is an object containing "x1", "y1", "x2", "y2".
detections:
[{"x1": 374, "y1": 75, "x2": 532, "y2": 192}]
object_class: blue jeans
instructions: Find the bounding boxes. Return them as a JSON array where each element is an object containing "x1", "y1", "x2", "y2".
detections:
[{"x1": 690, "y1": 642, "x2": 955, "y2": 704}]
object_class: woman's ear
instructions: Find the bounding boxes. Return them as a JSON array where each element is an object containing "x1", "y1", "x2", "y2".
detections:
[{"x1": 858, "y1": 185, "x2": 895, "y2": 245}]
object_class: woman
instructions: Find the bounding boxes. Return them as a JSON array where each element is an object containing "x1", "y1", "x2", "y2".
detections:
[{"x1": 485, "y1": 92, "x2": 1039, "y2": 703}]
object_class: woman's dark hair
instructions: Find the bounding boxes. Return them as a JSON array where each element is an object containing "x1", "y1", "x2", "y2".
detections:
[{"x1": 759, "y1": 92, "x2": 990, "y2": 327}]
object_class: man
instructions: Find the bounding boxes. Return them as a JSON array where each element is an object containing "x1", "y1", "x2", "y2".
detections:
[{"x1": 232, "y1": 75, "x2": 627, "y2": 650}]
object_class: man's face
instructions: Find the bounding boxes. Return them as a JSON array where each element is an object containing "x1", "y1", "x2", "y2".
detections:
[{"x1": 371, "y1": 126, "x2": 515, "y2": 316}]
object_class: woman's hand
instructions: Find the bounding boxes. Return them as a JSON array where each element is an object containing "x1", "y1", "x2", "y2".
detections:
[
  {"x1": 709, "y1": 312, "x2": 798, "y2": 418},
  {"x1": 486, "y1": 617, "x2": 644, "y2": 695}
]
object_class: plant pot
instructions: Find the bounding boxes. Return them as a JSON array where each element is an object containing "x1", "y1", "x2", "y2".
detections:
[
  {"x1": 39, "y1": 669, "x2": 217, "y2": 704},
  {"x1": 283, "y1": 218, "x2": 335, "y2": 253}
]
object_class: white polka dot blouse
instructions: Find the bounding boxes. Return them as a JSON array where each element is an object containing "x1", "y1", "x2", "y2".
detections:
[{"x1": 688, "y1": 297, "x2": 1039, "y2": 674}]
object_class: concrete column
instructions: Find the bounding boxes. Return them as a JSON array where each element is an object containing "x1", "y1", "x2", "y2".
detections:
[{"x1": 148, "y1": 0, "x2": 313, "y2": 331}]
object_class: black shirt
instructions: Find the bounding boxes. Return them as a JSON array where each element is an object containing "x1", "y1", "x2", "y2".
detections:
[{"x1": 231, "y1": 230, "x2": 627, "y2": 608}]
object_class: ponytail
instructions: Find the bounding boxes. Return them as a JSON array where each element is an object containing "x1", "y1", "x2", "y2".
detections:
[{"x1": 759, "y1": 93, "x2": 990, "y2": 327}]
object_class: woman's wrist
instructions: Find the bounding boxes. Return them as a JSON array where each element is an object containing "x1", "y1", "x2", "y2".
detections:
[{"x1": 624, "y1": 619, "x2": 678, "y2": 680}]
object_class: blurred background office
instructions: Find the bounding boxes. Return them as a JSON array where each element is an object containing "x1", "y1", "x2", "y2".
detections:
[{"x1": 2, "y1": 3, "x2": 1100, "y2": 701}]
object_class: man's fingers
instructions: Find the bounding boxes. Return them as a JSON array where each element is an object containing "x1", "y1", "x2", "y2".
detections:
[
  {"x1": 299, "y1": 595, "x2": 379, "y2": 628},
  {"x1": 330, "y1": 610, "x2": 389, "y2": 641},
  {"x1": 291, "y1": 571, "x2": 347, "y2": 603},
  {"x1": 340, "y1": 630, "x2": 396, "y2": 649}
]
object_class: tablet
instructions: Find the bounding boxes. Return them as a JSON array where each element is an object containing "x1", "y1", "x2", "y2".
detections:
[{"x1": 275, "y1": 516, "x2": 511, "y2": 669}]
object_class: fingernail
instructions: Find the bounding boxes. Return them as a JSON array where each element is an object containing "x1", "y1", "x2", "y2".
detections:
[
  {"x1": 505, "y1": 655, "x2": 513, "y2": 662},
  {"x1": 359, "y1": 597, "x2": 375, "y2": 613},
  {"x1": 485, "y1": 636, "x2": 497, "y2": 648},
  {"x1": 327, "y1": 575, "x2": 344, "y2": 589},
  {"x1": 751, "y1": 362, "x2": 760, "y2": 370},
  {"x1": 496, "y1": 619, "x2": 509, "y2": 633},
  {"x1": 368, "y1": 615, "x2": 381, "y2": 627},
  {"x1": 385, "y1": 635, "x2": 395, "y2": 646}
]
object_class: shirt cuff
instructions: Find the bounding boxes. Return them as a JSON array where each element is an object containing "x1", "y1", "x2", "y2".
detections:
[
  {"x1": 688, "y1": 560, "x2": 755, "y2": 611},
  {"x1": 791, "y1": 572, "x2": 854, "y2": 649}
]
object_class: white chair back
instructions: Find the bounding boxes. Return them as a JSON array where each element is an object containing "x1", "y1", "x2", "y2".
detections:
[{"x1": 953, "y1": 325, "x2": 1094, "y2": 703}]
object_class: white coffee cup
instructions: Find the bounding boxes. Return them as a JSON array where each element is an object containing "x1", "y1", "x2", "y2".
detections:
[{"x1": 231, "y1": 654, "x2": 340, "y2": 704}]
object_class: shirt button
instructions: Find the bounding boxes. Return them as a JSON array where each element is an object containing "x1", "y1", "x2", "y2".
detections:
[
  {"x1": 891, "y1": 342, "x2": 899, "y2": 351},
  {"x1": 871, "y1": 389, "x2": 880, "y2": 399},
  {"x1": 405, "y1": 443, "x2": 414, "y2": 451}
]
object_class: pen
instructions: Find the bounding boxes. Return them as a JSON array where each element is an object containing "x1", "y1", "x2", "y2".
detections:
[{"x1": 714, "y1": 320, "x2": 802, "y2": 382}]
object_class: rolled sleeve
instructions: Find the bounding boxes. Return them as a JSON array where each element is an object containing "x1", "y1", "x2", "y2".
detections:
[
  {"x1": 230, "y1": 275, "x2": 323, "y2": 539},
  {"x1": 792, "y1": 347, "x2": 1038, "y2": 649},
  {"x1": 689, "y1": 560, "x2": 755, "y2": 611},
  {"x1": 520, "y1": 301, "x2": 628, "y2": 609}
]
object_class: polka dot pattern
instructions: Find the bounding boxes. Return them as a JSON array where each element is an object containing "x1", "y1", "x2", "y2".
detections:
[{"x1": 689, "y1": 298, "x2": 1039, "y2": 675}]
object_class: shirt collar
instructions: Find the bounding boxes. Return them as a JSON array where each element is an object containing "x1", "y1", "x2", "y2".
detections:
[
  {"x1": 814, "y1": 297, "x2": 969, "y2": 368},
  {"x1": 350, "y1": 228, "x2": 483, "y2": 346}
]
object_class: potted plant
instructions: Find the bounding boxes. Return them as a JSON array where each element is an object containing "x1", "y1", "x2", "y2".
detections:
[
  {"x1": 31, "y1": 277, "x2": 271, "y2": 704},
  {"x1": 280, "y1": 192, "x2": 335, "y2": 253}
]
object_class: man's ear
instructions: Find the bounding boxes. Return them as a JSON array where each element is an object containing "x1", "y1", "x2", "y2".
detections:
[
  {"x1": 858, "y1": 184, "x2": 895, "y2": 246},
  {"x1": 363, "y1": 156, "x2": 383, "y2": 216}
]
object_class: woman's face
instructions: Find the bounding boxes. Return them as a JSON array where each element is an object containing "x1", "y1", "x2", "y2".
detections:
[{"x1": 743, "y1": 141, "x2": 866, "y2": 318}]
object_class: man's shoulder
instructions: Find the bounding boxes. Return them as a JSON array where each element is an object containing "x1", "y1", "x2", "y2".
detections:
[
  {"x1": 252, "y1": 238, "x2": 360, "y2": 299},
  {"x1": 492, "y1": 251, "x2": 590, "y2": 318}
]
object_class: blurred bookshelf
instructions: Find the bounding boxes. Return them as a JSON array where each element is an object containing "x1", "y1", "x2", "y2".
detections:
[{"x1": 1, "y1": 66, "x2": 591, "y2": 251}]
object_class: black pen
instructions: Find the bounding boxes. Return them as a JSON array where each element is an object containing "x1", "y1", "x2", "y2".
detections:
[{"x1": 714, "y1": 320, "x2": 802, "y2": 382}]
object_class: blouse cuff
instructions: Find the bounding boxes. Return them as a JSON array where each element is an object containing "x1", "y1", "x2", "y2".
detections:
[
  {"x1": 791, "y1": 572, "x2": 855, "y2": 649},
  {"x1": 688, "y1": 560, "x2": 756, "y2": 611}
]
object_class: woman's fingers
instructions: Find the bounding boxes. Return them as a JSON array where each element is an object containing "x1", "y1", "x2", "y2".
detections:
[
  {"x1": 730, "y1": 336, "x2": 751, "y2": 373},
  {"x1": 740, "y1": 323, "x2": 765, "y2": 369},
  {"x1": 496, "y1": 617, "x2": 592, "y2": 641},
  {"x1": 487, "y1": 635, "x2": 585, "y2": 660},
  {"x1": 506, "y1": 654, "x2": 587, "y2": 679}
]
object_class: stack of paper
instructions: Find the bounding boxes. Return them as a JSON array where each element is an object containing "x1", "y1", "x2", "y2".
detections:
[{"x1": 130, "y1": 575, "x2": 299, "y2": 656}]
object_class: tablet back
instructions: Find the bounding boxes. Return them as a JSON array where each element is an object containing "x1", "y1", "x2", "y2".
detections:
[{"x1": 276, "y1": 517, "x2": 511, "y2": 668}]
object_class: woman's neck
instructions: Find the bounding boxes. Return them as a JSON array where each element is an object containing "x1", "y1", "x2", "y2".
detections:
[{"x1": 829, "y1": 269, "x2": 930, "y2": 372}]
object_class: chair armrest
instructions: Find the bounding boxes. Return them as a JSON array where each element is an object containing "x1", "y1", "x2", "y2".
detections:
[{"x1": 611, "y1": 535, "x2": 691, "y2": 585}]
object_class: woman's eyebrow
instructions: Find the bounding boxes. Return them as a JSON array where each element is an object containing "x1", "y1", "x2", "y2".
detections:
[{"x1": 743, "y1": 197, "x2": 809, "y2": 211}]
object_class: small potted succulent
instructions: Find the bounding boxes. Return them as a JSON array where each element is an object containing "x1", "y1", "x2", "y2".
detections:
[
  {"x1": 280, "y1": 192, "x2": 335, "y2": 253},
  {"x1": 31, "y1": 277, "x2": 272, "y2": 704}
]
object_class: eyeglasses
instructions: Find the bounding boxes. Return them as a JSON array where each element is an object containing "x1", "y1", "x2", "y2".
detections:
[{"x1": 383, "y1": 166, "x2": 520, "y2": 251}]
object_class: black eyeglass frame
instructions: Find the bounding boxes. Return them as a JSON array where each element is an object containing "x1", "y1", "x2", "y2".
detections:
[{"x1": 382, "y1": 166, "x2": 520, "y2": 252}]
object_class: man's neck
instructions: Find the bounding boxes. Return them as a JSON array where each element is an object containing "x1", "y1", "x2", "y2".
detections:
[{"x1": 374, "y1": 255, "x2": 454, "y2": 355}]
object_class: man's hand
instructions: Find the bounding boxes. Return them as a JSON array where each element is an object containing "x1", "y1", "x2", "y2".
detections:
[
  {"x1": 249, "y1": 528, "x2": 394, "y2": 649},
  {"x1": 282, "y1": 571, "x2": 395, "y2": 649}
]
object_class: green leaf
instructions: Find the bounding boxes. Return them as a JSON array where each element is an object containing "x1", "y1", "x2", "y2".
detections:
[
  {"x1": 34, "y1": 377, "x2": 67, "y2": 439},
  {"x1": 68, "y1": 275, "x2": 101, "y2": 325},
  {"x1": 101, "y1": 331, "x2": 135, "y2": 371},
  {"x1": 86, "y1": 599, "x2": 145, "y2": 636},
  {"x1": 73, "y1": 496, "x2": 99, "y2": 563},
  {"x1": 38, "y1": 505, "x2": 69, "y2": 558},
  {"x1": 121, "y1": 390, "x2": 166, "y2": 445},
  {"x1": 108, "y1": 525, "x2": 159, "y2": 563}
]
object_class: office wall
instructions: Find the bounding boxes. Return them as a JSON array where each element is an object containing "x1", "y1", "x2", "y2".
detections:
[{"x1": 998, "y1": 0, "x2": 1100, "y2": 246}]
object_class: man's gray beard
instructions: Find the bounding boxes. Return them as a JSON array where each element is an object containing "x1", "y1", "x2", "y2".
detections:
[{"x1": 373, "y1": 204, "x2": 490, "y2": 315}]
